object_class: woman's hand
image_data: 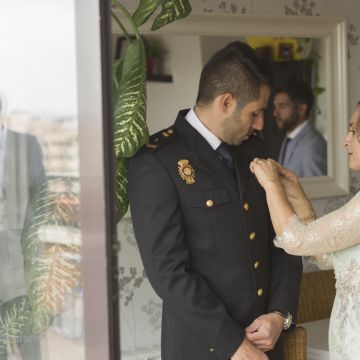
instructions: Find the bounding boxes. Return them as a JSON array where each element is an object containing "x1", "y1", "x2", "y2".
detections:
[
  {"x1": 249, "y1": 158, "x2": 281, "y2": 190},
  {"x1": 276, "y1": 163, "x2": 303, "y2": 200},
  {"x1": 271, "y1": 161, "x2": 315, "y2": 220}
]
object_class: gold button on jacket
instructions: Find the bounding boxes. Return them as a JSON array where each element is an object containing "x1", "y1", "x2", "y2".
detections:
[{"x1": 206, "y1": 199, "x2": 214, "y2": 207}]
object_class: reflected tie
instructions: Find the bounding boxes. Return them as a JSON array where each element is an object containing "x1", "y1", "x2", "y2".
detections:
[
  {"x1": 216, "y1": 143, "x2": 234, "y2": 174},
  {"x1": 279, "y1": 137, "x2": 291, "y2": 165}
]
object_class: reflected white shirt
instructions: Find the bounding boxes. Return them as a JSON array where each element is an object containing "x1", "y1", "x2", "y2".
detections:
[{"x1": 287, "y1": 120, "x2": 308, "y2": 140}]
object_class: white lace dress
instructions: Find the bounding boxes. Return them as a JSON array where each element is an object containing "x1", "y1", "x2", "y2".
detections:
[{"x1": 275, "y1": 191, "x2": 360, "y2": 360}]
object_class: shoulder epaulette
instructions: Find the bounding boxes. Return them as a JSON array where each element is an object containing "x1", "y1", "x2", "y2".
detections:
[{"x1": 146, "y1": 126, "x2": 175, "y2": 152}]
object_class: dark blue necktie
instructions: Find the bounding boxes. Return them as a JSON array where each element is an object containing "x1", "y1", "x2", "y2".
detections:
[
  {"x1": 279, "y1": 137, "x2": 291, "y2": 165},
  {"x1": 216, "y1": 143, "x2": 234, "y2": 173}
]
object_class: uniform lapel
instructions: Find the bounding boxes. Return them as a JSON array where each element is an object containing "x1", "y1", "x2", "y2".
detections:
[{"x1": 174, "y1": 111, "x2": 238, "y2": 189}]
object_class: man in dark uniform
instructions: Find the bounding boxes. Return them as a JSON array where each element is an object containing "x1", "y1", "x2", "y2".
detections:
[{"x1": 128, "y1": 41, "x2": 302, "y2": 360}]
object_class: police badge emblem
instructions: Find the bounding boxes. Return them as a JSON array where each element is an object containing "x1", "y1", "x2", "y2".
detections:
[{"x1": 178, "y1": 159, "x2": 196, "y2": 184}]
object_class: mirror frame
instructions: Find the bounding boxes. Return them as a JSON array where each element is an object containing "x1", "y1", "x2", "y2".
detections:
[{"x1": 114, "y1": 14, "x2": 349, "y2": 199}]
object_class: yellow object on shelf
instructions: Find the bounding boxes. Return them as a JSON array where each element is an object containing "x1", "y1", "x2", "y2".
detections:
[{"x1": 246, "y1": 36, "x2": 301, "y2": 61}]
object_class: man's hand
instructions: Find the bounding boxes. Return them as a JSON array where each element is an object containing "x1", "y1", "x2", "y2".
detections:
[
  {"x1": 230, "y1": 338, "x2": 269, "y2": 360},
  {"x1": 245, "y1": 313, "x2": 284, "y2": 352}
]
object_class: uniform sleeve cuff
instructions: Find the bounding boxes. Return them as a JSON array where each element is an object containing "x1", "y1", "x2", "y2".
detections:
[{"x1": 210, "y1": 318, "x2": 245, "y2": 360}]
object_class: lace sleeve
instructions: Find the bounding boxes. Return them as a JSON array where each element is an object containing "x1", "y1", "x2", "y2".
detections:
[
  {"x1": 274, "y1": 193, "x2": 360, "y2": 256},
  {"x1": 306, "y1": 255, "x2": 333, "y2": 270}
]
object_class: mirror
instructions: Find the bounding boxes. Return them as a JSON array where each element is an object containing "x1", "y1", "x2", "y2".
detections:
[{"x1": 113, "y1": 14, "x2": 349, "y2": 199}]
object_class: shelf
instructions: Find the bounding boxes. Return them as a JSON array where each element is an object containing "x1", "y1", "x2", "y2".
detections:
[{"x1": 147, "y1": 74, "x2": 173, "y2": 83}]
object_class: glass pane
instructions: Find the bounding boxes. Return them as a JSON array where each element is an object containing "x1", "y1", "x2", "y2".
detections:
[{"x1": 0, "y1": 1, "x2": 84, "y2": 359}]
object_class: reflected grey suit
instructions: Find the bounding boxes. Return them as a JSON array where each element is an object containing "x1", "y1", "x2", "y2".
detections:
[
  {"x1": 129, "y1": 110, "x2": 302, "y2": 360},
  {"x1": 0, "y1": 130, "x2": 45, "y2": 360},
  {"x1": 278, "y1": 122, "x2": 327, "y2": 177}
]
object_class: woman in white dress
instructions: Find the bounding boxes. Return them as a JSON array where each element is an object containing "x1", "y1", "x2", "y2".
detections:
[{"x1": 249, "y1": 103, "x2": 360, "y2": 360}]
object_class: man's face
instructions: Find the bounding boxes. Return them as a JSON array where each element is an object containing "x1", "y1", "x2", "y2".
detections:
[
  {"x1": 273, "y1": 92, "x2": 301, "y2": 132},
  {"x1": 220, "y1": 85, "x2": 270, "y2": 146}
]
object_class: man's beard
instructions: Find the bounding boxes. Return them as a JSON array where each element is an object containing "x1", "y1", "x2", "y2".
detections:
[{"x1": 278, "y1": 111, "x2": 300, "y2": 132}]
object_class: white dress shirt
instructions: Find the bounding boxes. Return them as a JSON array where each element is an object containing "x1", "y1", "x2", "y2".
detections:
[{"x1": 185, "y1": 108, "x2": 222, "y2": 150}]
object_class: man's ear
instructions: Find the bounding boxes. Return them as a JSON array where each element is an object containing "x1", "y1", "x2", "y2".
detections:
[
  {"x1": 217, "y1": 93, "x2": 235, "y2": 114},
  {"x1": 298, "y1": 103, "x2": 308, "y2": 118}
]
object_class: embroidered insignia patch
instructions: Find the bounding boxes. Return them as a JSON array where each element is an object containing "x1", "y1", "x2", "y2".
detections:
[{"x1": 178, "y1": 159, "x2": 196, "y2": 184}]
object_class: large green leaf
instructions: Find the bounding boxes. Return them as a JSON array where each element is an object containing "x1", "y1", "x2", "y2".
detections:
[
  {"x1": 25, "y1": 245, "x2": 80, "y2": 334},
  {"x1": 21, "y1": 177, "x2": 81, "y2": 334},
  {"x1": 0, "y1": 177, "x2": 81, "y2": 348},
  {"x1": 113, "y1": 38, "x2": 149, "y2": 158},
  {"x1": 151, "y1": 0, "x2": 191, "y2": 31},
  {"x1": 132, "y1": 0, "x2": 161, "y2": 27},
  {"x1": 0, "y1": 296, "x2": 31, "y2": 353},
  {"x1": 115, "y1": 157, "x2": 129, "y2": 221},
  {"x1": 113, "y1": 57, "x2": 124, "y2": 91},
  {"x1": 22, "y1": 177, "x2": 80, "y2": 258}
]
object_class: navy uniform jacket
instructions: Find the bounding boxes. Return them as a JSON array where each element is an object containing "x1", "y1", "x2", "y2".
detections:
[{"x1": 129, "y1": 110, "x2": 302, "y2": 360}]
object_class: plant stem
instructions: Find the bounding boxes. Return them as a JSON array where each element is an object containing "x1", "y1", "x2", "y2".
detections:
[
  {"x1": 111, "y1": 10, "x2": 130, "y2": 42},
  {"x1": 112, "y1": 0, "x2": 141, "y2": 40}
]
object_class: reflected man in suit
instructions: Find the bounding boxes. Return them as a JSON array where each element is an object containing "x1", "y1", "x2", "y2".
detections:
[
  {"x1": 129, "y1": 41, "x2": 302, "y2": 360},
  {"x1": 274, "y1": 82, "x2": 327, "y2": 177},
  {"x1": 0, "y1": 97, "x2": 45, "y2": 359}
]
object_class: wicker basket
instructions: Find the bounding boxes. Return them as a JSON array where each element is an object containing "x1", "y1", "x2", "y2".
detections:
[{"x1": 283, "y1": 269, "x2": 336, "y2": 360}]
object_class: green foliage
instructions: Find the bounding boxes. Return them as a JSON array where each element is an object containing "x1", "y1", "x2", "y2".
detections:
[
  {"x1": 116, "y1": 157, "x2": 129, "y2": 220},
  {"x1": 0, "y1": 177, "x2": 81, "y2": 350},
  {"x1": 112, "y1": 0, "x2": 192, "y2": 220},
  {"x1": 151, "y1": 0, "x2": 192, "y2": 31},
  {"x1": 0, "y1": 296, "x2": 31, "y2": 354},
  {"x1": 112, "y1": 57, "x2": 124, "y2": 90},
  {"x1": 113, "y1": 38, "x2": 148, "y2": 159},
  {"x1": 22, "y1": 178, "x2": 81, "y2": 332},
  {"x1": 132, "y1": 0, "x2": 162, "y2": 27}
]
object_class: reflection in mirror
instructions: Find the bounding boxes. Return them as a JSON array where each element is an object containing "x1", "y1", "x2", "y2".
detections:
[
  {"x1": 112, "y1": 14, "x2": 349, "y2": 199},
  {"x1": 140, "y1": 34, "x2": 328, "y2": 178}
]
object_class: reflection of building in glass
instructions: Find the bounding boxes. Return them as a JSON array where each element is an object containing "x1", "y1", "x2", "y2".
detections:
[
  {"x1": 0, "y1": 113, "x2": 83, "y2": 357},
  {"x1": 4, "y1": 114, "x2": 79, "y2": 177}
]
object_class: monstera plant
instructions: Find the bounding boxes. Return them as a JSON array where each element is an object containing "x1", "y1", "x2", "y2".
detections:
[{"x1": 112, "y1": 0, "x2": 192, "y2": 220}]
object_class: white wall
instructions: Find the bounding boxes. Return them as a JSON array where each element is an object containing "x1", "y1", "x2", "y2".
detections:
[
  {"x1": 146, "y1": 35, "x2": 203, "y2": 133},
  {"x1": 200, "y1": 35, "x2": 243, "y2": 65}
]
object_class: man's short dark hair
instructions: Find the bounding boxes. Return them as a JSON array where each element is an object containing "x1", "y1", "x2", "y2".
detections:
[
  {"x1": 196, "y1": 41, "x2": 270, "y2": 109},
  {"x1": 274, "y1": 82, "x2": 314, "y2": 118}
]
